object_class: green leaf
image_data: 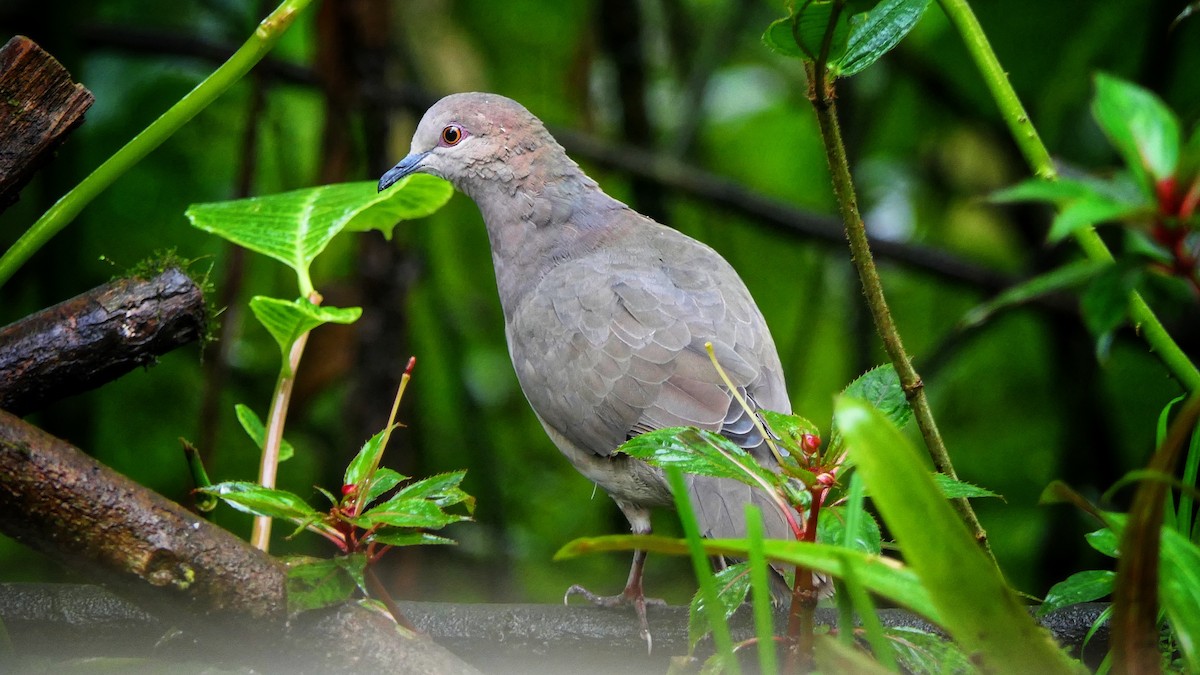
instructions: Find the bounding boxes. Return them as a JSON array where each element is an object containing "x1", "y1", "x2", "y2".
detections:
[
  {"x1": 284, "y1": 554, "x2": 368, "y2": 612},
  {"x1": 688, "y1": 563, "x2": 752, "y2": 651},
  {"x1": 344, "y1": 426, "x2": 396, "y2": 489},
  {"x1": 1093, "y1": 73, "x2": 1182, "y2": 192},
  {"x1": 367, "y1": 530, "x2": 457, "y2": 547},
  {"x1": 760, "y1": 410, "x2": 820, "y2": 457},
  {"x1": 762, "y1": 2, "x2": 851, "y2": 63},
  {"x1": 1037, "y1": 570, "x2": 1115, "y2": 617},
  {"x1": 960, "y1": 259, "x2": 1108, "y2": 329},
  {"x1": 830, "y1": 364, "x2": 909, "y2": 459},
  {"x1": 233, "y1": 403, "x2": 295, "y2": 462},
  {"x1": 1085, "y1": 527, "x2": 1119, "y2": 558},
  {"x1": 1081, "y1": 263, "x2": 1142, "y2": 348},
  {"x1": 834, "y1": 396, "x2": 1076, "y2": 673},
  {"x1": 817, "y1": 504, "x2": 883, "y2": 555},
  {"x1": 379, "y1": 471, "x2": 475, "y2": 514},
  {"x1": 556, "y1": 533, "x2": 941, "y2": 624},
  {"x1": 362, "y1": 468, "x2": 406, "y2": 508},
  {"x1": 990, "y1": 177, "x2": 1106, "y2": 204},
  {"x1": 186, "y1": 177, "x2": 452, "y2": 294},
  {"x1": 814, "y1": 634, "x2": 894, "y2": 674},
  {"x1": 884, "y1": 626, "x2": 978, "y2": 675},
  {"x1": 1046, "y1": 195, "x2": 1145, "y2": 242},
  {"x1": 199, "y1": 481, "x2": 326, "y2": 528},
  {"x1": 249, "y1": 297, "x2": 361, "y2": 361},
  {"x1": 617, "y1": 427, "x2": 784, "y2": 490},
  {"x1": 932, "y1": 473, "x2": 1002, "y2": 500},
  {"x1": 836, "y1": 0, "x2": 931, "y2": 77},
  {"x1": 357, "y1": 497, "x2": 470, "y2": 530}
]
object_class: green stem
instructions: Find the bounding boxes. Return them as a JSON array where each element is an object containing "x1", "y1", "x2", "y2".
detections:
[
  {"x1": 249, "y1": 289, "x2": 320, "y2": 551},
  {"x1": 937, "y1": 0, "x2": 1200, "y2": 392},
  {"x1": 0, "y1": 0, "x2": 314, "y2": 289},
  {"x1": 804, "y1": 61, "x2": 993, "y2": 558}
]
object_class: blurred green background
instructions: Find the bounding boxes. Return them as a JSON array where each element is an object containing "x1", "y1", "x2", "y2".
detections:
[{"x1": 0, "y1": 0, "x2": 1197, "y2": 607}]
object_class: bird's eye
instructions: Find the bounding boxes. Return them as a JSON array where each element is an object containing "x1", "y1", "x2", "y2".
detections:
[{"x1": 440, "y1": 124, "x2": 464, "y2": 146}]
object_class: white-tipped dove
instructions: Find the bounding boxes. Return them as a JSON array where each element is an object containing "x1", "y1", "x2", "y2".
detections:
[{"x1": 379, "y1": 92, "x2": 794, "y2": 646}]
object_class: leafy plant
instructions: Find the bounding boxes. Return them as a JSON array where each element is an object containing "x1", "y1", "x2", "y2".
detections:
[
  {"x1": 184, "y1": 175, "x2": 452, "y2": 549},
  {"x1": 990, "y1": 74, "x2": 1200, "y2": 356},
  {"x1": 199, "y1": 358, "x2": 475, "y2": 621}
]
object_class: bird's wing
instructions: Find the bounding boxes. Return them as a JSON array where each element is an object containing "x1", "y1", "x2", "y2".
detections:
[{"x1": 509, "y1": 230, "x2": 782, "y2": 449}]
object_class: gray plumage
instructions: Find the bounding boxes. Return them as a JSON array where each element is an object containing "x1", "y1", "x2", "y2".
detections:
[{"x1": 380, "y1": 93, "x2": 794, "y2": 635}]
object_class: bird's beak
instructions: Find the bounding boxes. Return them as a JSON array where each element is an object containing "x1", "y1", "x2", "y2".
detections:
[{"x1": 378, "y1": 150, "x2": 431, "y2": 192}]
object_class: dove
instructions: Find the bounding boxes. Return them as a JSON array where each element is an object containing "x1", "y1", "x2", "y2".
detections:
[{"x1": 379, "y1": 92, "x2": 795, "y2": 647}]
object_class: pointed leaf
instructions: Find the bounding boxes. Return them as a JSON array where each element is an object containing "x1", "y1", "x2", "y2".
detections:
[
  {"x1": 991, "y1": 177, "x2": 1111, "y2": 204},
  {"x1": 830, "y1": 364, "x2": 909, "y2": 459},
  {"x1": 199, "y1": 481, "x2": 323, "y2": 524},
  {"x1": 368, "y1": 530, "x2": 457, "y2": 547},
  {"x1": 1093, "y1": 73, "x2": 1181, "y2": 191},
  {"x1": 818, "y1": 504, "x2": 883, "y2": 555},
  {"x1": 1037, "y1": 570, "x2": 1115, "y2": 617},
  {"x1": 932, "y1": 473, "x2": 1002, "y2": 500},
  {"x1": 186, "y1": 177, "x2": 452, "y2": 292},
  {"x1": 1085, "y1": 527, "x2": 1119, "y2": 558},
  {"x1": 383, "y1": 471, "x2": 473, "y2": 512},
  {"x1": 362, "y1": 468, "x2": 407, "y2": 508},
  {"x1": 760, "y1": 410, "x2": 820, "y2": 457},
  {"x1": 960, "y1": 260, "x2": 1108, "y2": 329},
  {"x1": 357, "y1": 498, "x2": 470, "y2": 529},
  {"x1": 834, "y1": 396, "x2": 1076, "y2": 673},
  {"x1": 1046, "y1": 196, "x2": 1145, "y2": 242},
  {"x1": 344, "y1": 426, "x2": 397, "y2": 488},
  {"x1": 618, "y1": 427, "x2": 784, "y2": 490},
  {"x1": 249, "y1": 297, "x2": 361, "y2": 360},
  {"x1": 836, "y1": 0, "x2": 930, "y2": 77},
  {"x1": 233, "y1": 403, "x2": 295, "y2": 462}
]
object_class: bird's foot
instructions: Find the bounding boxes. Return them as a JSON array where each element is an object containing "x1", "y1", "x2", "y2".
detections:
[{"x1": 564, "y1": 584, "x2": 666, "y2": 653}]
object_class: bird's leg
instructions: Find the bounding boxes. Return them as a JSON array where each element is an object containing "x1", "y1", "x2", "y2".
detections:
[{"x1": 564, "y1": 503, "x2": 665, "y2": 652}]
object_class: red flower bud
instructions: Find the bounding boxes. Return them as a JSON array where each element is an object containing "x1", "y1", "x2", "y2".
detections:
[
  {"x1": 801, "y1": 433, "x2": 821, "y2": 454},
  {"x1": 341, "y1": 483, "x2": 357, "y2": 496}
]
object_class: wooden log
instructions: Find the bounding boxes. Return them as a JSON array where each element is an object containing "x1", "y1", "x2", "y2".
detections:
[
  {"x1": 0, "y1": 35, "x2": 95, "y2": 212},
  {"x1": 0, "y1": 411, "x2": 479, "y2": 673},
  {"x1": 0, "y1": 267, "x2": 206, "y2": 415}
]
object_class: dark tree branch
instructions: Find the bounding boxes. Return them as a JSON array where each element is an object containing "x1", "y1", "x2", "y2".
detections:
[
  {"x1": 0, "y1": 35, "x2": 95, "y2": 213},
  {"x1": 0, "y1": 267, "x2": 206, "y2": 416},
  {"x1": 0, "y1": 412, "x2": 478, "y2": 673}
]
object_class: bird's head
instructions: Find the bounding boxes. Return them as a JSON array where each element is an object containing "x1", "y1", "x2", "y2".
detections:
[{"x1": 378, "y1": 92, "x2": 549, "y2": 194}]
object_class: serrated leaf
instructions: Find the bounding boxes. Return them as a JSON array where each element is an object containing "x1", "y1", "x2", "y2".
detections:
[
  {"x1": 367, "y1": 530, "x2": 457, "y2": 547},
  {"x1": 817, "y1": 504, "x2": 883, "y2": 555},
  {"x1": 284, "y1": 554, "x2": 368, "y2": 612},
  {"x1": 1093, "y1": 73, "x2": 1181, "y2": 193},
  {"x1": 836, "y1": 0, "x2": 930, "y2": 77},
  {"x1": 199, "y1": 481, "x2": 324, "y2": 525},
  {"x1": 233, "y1": 403, "x2": 295, "y2": 462},
  {"x1": 383, "y1": 471, "x2": 474, "y2": 512},
  {"x1": 688, "y1": 562, "x2": 752, "y2": 651},
  {"x1": 249, "y1": 297, "x2": 361, "y2": 361},
  {"x1": 1037, "y1": 570, "x2": 1115, "y2": 617},
  {"x1": 960, "y1": 259, "x2": 1108, "y2": 329},
  {"x1": 932, "y1": 473, "x2": 1002, "y2": 500},
  {"x1": 618, "y1": 427, "x2": 784, "y2": 490},
  {"x1": 356, "y1": 498, "x2": 470, "y2": 529},
  {"x1": 830, "y1": 365, "x2": 909, "y2": 459},
  {"x1": 186, "y1": 177, "x2": 452, "y2": 293},
  {"x1": 362, "y1": 468, "x2": 406, "y2": 508},
  {"x1": 344, "y1": 426, "x2": 397, "y2": 489}
]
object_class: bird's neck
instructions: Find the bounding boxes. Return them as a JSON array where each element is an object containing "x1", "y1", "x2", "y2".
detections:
[{"x1": 465, "y1": 151, "x2": 631, "y2": 316}]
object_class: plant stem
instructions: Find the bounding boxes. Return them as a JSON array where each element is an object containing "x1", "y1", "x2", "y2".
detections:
[
  {"x1": 0, "y1": 0, "x2": 314, "y2": 290},
  {"x1": 366, "y1": 564, "x2": 416, "y2": 632},
  {"x1": 803, "y1": 61, "x2": 993, "y2": 557},
  {"x1": 937, "y1": 0, "x2": 1200, "y2": 392},
  {"x1": 249, "y1": 289, "x2": 319, "y2": 551}
]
